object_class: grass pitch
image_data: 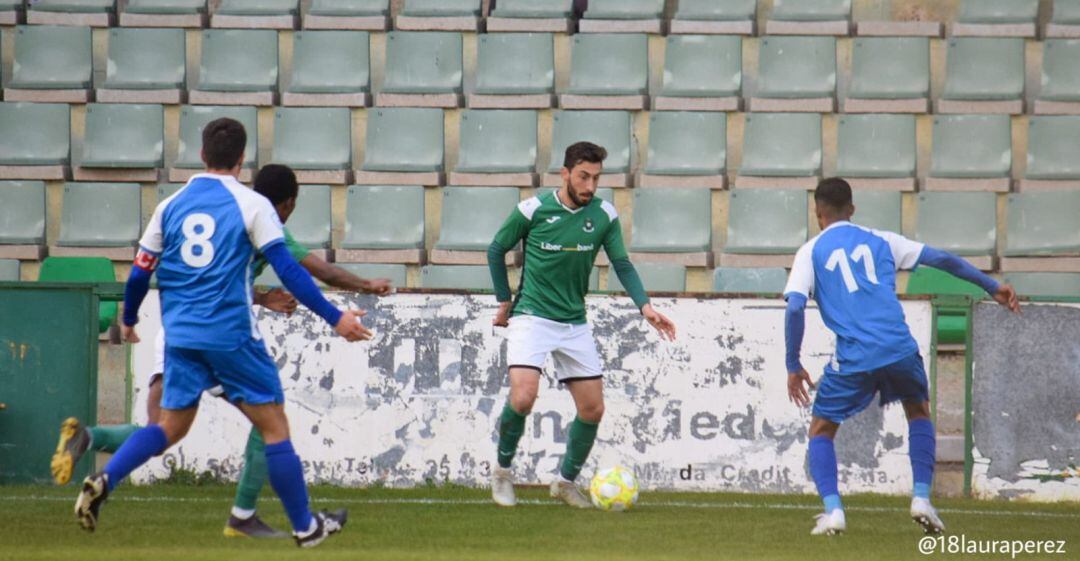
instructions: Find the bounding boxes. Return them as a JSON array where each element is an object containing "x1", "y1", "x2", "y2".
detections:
[{"x1": 1, "y1": 484, "x2": 1078, "y2": 561}]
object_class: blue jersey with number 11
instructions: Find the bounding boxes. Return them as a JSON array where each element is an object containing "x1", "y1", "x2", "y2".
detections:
[
  {"x1": 138, "y1": 173, "x2": 285, "y2": 351},
  {"x1": 784, "y1": 221, "x2": 925, "y2": 374}
]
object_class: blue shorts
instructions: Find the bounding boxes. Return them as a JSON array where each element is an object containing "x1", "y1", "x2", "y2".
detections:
[
  {"x1": 811, "y1": 353, "x2": 929, "y2": 424},
  {"x1": 161, "y1": 337, "x2": 283, "y2": 410}
]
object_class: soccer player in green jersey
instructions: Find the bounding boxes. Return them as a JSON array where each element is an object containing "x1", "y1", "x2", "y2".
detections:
[
  {"x1": 52, "y1": 165, "x2": 392, "y2": 537},
  {"x1": 487, "y1": 141, "x2": 677, "y2": 508}
]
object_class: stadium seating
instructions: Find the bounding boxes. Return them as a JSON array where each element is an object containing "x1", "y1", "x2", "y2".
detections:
[
  {"x1": 355, "y1": 108, "x2": 445, "y2": 185},
  {"x1": 339, "y1": 185, "x2": 426, "y2": 264},
  {"x1": 304, "y1": 0, "x2": 389, "y2": 30},
  {"x1": 37, "y1": 257, "x2": 117, "y2": 334},
  {"x1": 288, "y1": 185, "x2": 333, "y2": 261},
  {"x1": 750, "y1": 36, "x2": 837, "y2": 112},
  {"x1": 561, "y1": 33, "x2": 649, "y2": 110},
  {"x1": 608, "y1": 263, "x2": 686, "y2": 292},
  {"x1": 906, "y1": 266, "x2": 984, "y2": 345},
  {"x1": 121, "y1": 0, "x2": 207, "y2": 28},
  {"x1": 844, "y1": 37, "x2": 930, "y2": 113},
  {"x1": 851, "y1": 190, "x2": 902, "y2": 234},
  {"x1": 190, "y1": 29, "x2": 279, "y2": 106},
  {"x1": 1002, "y1": 272, "x2": 1080, "y2": 298},
  {"x1": 487, "y1": 0, "x2": 574, "y2": 33},
  {"x1": 835, "y1": 114, "x2": 917, "y2": 191},
  {"x1": 28, "y1": 0, "x2": 114, "y2": 27},
  {"x1": 420, "y1": 265, "x2": 493, "y2": 290},
  {"x1": 736, "y1": 113, "x2": 822, "y2": 189},
  {"x1": 951, "y1": 0, "x2": 1038, "y2": 38},
  {"x1": 4, "y1": 25, "x2": 92, "y2": 103},
  {"x1": 630, "y1": 188, "x2": 713, "y2": 267},
  {"x1": 254, "y1": 267, "x2": 327, "y2": 288},
  {"x1": 470, "y1": 33, "x2": 556, "y2": 109},
  {"x1": 212, "y1": 0, "x2": 299, "y2": 29},
  {"x1": 171, "y1": 105, "x2": 258, "y2": 183},
  {"x1": 655, "y1": 35, "x2": 743, "y2": 111},
  {"x1": 53, "y1": 183, "x2": 142, "y2": 261},
  {"x1": 157, "y1": 183, "x2": 183, "y2": 201},
  {"x1": 337, "y1": 263, "x2": 408, "y2": 288},
  {"x1": 1002, "y1": 191, "x2": 1080, "y2": 272},
  {"x1": 545, "y1": 111, "x2": 632, "y2": 187},
  {"x1": 915, "y1": 192, "x2": 998, "y2": 271},
  {"x1": 1046, "y1": 0, "x2": 1080, "y2": 38},
  {"x1": 396, "y1": 0, "x2": 481, "y2": 32},
  {"x1": 579, "y1": 0, "x2": 664, "y2": 34},
  {"x1": 0, "y1": 1, "x2": 20, "y2": 25},
  {"x1": 765, "y1": 0, "x2": 852, "y2": 36},
  {"x1": 431, "y1": 187, "x2": 521, "y2": 265},
  {"x1": 271, "y1": 107, "x2": 352, "y2": 184},
  {"x1": 284, "y1": 30, "x2": 371, "y2": 107},
  {"x1": 926, "y1": 115, "x2": 1012, "y2": 192},
  {"x1": 0, "y1": 102, "x2": 70, "y2": 180},
  {"x1": 450, "y1": 110, "x2": 539, "y2": 187},
  {"x1": 938, "y1": 38, "x2": 1025, "y2": 114},
  {"x1": 76, "y1": 103, "x2": 164, "y2": 182},
  {"x1": 0, "y1": 259, "x2": 19, "y2": 282},
  {"x1": 670, "y1": 0, "x2": 757, "y2": 35},
  {"x1": 640, "y1": 111, "x2": 727, "y2": 189},
  {"x1": 379, "y1": 32, "x2": 464, "y2": 108},
  {"x1": 1034, "y1": 40, "x2": 1080, "y2": 115},
  {"x1": 0, "y1": 181, "x2": 46, "y2": 261},
  {"x1": 1023, "y1": 116, "x2": 1080, "y2": 189},
  {"x1": 720, "y1": 188, "x2": 807, "y2": 267},
  {"x1": 711, "y1": 267, "x2": 788, "y2": 293},
  {"x1": 98, "y1": 28, "x2": 186, "y2": 104}
]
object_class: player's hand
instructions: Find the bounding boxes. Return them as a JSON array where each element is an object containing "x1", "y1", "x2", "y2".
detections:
[
  {"x1": 493, "y1": 302, "x2": 512, "y2": 327},
  {"x1": 788, "y1": 368, "x2": 815, "y2": 408},
  {"x1": 259, "y1": 288, "x2": 298, "y2": 315},
  {"x1": 361, "y1": 278, "x2": 393, "y2": 296},
  {"x1": 335, "y1": 309, "x2": 374, "y2": 342},
  {"x1": 993, "y1": 283, "x2": 1021, "y2": 314},
  {"x1": 642, "y1": 303, "x2": 676, "y2": 341},
  {"x1": 121, "y1": 324, "x2": 140, "y2": 344}
]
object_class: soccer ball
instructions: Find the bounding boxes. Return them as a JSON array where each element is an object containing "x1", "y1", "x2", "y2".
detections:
[{"x1": 589, "y1": 466, "x2": 639, "y2": 512}]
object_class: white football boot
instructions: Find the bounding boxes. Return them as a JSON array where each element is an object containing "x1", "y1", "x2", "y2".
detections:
[
  {"x1": 549, "y1": 479, "x2": 593, "y2": 509},
  {"x1": 810, "y1": 509, "x2": 847, "y2": 536},
  {"x1": 911, "y1": 498, "x2": 946, "y2": 535},
  {"x1": 491, "y1": 466, "x2": 516, "y2": 507}
]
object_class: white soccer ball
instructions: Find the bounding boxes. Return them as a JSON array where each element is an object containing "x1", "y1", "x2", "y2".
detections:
[{"x1": 589, "y1": 466, "x2": 639, "y2": 512}]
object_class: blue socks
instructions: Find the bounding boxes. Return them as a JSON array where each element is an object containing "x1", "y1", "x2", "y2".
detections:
[
  {"x1": 103, "y1": 425, "x2": 168, "y2": 492},
  {"x1": 809, "y1": 435, "x2": 842, "y2": 513},
  {"x1": 909, "y1": 418, "x2": 936, "y2": 499},
  {"x1": 265, "y1": 440, "x2": 314, "y2": 533}
]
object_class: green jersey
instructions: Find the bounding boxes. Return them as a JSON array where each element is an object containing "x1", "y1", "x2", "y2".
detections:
[
  {"x1": 490, "y1": 191, "x2": 645, "y2": 324},
  {"x1": 252, "y1": 228, "x2": 310, "y2": 279}
]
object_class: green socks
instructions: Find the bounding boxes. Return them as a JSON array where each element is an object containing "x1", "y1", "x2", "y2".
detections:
[
  {"x1": 560, "y1": 417, "x2": 599, "y2": 482},
  {"x1": 233, "y1": 428, "x2": 268, "y2": 512},
  {"x1": 88, "y1": 424, "x2": 141, "y2": 454},
  {"x1": 496, "y1": 403, "x2": 527, "y2": 469}
]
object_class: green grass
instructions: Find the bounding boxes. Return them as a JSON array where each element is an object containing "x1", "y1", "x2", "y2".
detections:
[{"x1": 1, "y1": 484, "x2": 1078, "y2": 561}]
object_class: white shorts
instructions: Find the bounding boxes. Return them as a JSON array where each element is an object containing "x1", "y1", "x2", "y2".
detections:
[
  {"x1": 506, "y1": 315, "x2": 603, "y2": 382},
  {"x1": 150, "y1": 327, "x2": 225, "y2": 398}
]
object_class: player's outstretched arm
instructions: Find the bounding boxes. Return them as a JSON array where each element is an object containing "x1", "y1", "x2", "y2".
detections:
[
  {"x1": 784, "y1": 292, "x2": 815, "y2": 407},
  {"x1": 918, "y1": 246, "x2": 1021, "y2": 313},
  {"x1": 120, "y1": 248, "x2": 160, "y2": 343},
  {"x1": 300, "y1": 254, "x2": 393, "y2": 295}
]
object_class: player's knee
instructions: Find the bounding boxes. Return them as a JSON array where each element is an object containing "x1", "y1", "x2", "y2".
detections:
[
  {"x1": 510, "y1": 392, "x2": 538, "y2": 415},
  {"x1": 578, "y1": 401, "x2": 604, "y2": 423}
]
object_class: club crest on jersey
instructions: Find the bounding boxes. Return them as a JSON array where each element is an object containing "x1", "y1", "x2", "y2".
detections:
[{"x1": 583, "y1": 218, "x2": 595, "y2": 233}]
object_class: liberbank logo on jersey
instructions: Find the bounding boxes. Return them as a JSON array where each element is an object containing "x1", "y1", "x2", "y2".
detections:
[{"x1": 541, "y1": 241, "x2": 595, "y2": 252}]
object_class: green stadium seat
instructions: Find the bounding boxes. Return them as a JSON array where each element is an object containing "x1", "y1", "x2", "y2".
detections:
[
  {"x1": 254, "y1": 267, "x2": 324, "y2": 289},
  {"x1": 450, "y1": 110, "x2": 538, "y2": 187},
  {"x1": 750, "y1": 36, "x2": 837, "y2": 112},
  {"x1": 420, "y1": 265, "x2": 493, "y2": 291},
  {"x1": 1023, "y1": 116, "x2": 1080, "y2": 189},
  {"x1": 1002, "y1": 272, "x2": 1080, "y2": 298},
  {"x1": 1002, "y1": 191, "x2": 1080, "y2": 272},
  {"x1": 288, "y1": 185, "x2": 333, "y2": 259},
  {"x1": 284, "y1": 31, "x2": 371, "y2": 107},
  {"x1": 121, "y1": 1, "x2": 207, "y2": 28},
  {"x1": 1035, "y1": 40, "x2": 1080, "y2": 114},
  {"x1": 939, "y1": 38, "x2": 1025, "y2": 114},
  {"x1": 488, "y1": 0, "x2": 573, "y2": 33},
  {"x1": 0, "y1": 259, "x2": 19, "y2": 282},
  {"x1": 580, "y1": 0, "x2": 664, "y2": 34},
  {"x1": 845, "y1": 37, "x2": 930, "y2": 113},
  {"x1": 545, "y1": 111, "x2": 632, "y2": 187},
  {"x1": 851, "y1": 190, "x2": 902, "y2": 234},
  {"x1": 98, "y1": 28, "x2": 185, "y2": 104},
  {"x1": 736, "y1": 113, "x2": 822, "y2": 189},
  {"x1": 339, "y1": 185, "x2": 426, "y2": 264},
  {"x1": 190, "y1": 30, "x2": 278, "y2": 106},
  {"x1": 766, "y1": 0, "x2": 852, "y2": 35},
  {"x1": 470, "y1": 33, "x2": 555, "y2": 109},
  {"x1": 0, "y1": 102, "x2": 70, "y2": 180},
  {"x1": 432, "y1": 187, "x2": 522, "y2": 265},
  {"x1": 54, "y1": 183, "x2": 142, "y2": 262},
  {"x1": 656, "y1": 35, "x2": 743, "y2": 111},
  {"x1": 356, "y1": 108, "x2": 444, "y2": 185},
  {"x1": 304, "y1": 0, "x2": 389, "y2": 31},
  {"x1": 0, "y1": 181, "x2": 46, "y2": 261},
  {"x1": 836, "y1": 114, "x2": 916, "y2": 191},
  {"x1": 157, "y1": 183, "x2": 183, "y2": 201},
  {"x1": 721, "y1": 189, "x2": 807, "y2": 268},
  {"x1": 915, "y1": 192, "x2": 997, "y2": 270},
  {"x1": 38, "y1": 257, "x2": 118, "y2": 334},
  {"x1": 561, "y1": 33, "x2": 649, "y2": 110},
  {"x1": 712, "y1": 267, "x2": 788, "y2": 294},
  {"x1": 640, "y1": 111, "x2": 726, "y2": 189},
  {"x1": 379, "y1": 32, "x2": 463, "y2": 108},
  {"x1": 4, "y1": 26, "x2": 92, "y2": 103},
  {"x1": 906, "y1": 266, "x2": 984, "y2": 345},
  {"x1": 397, "y1": 0, "x2": 481, "y2": 32},
  {"x1": 171, "y1": 106, "x2": 258, "y2": 183},
  {"x1": 630, "y1": 188, "x2": 713, "y2": 267},
  {"x1": 337, "y1": 263, "x2": 408, "y2": 288},
  {"x1": 212, "y1": 0, "x2": 298, "y2": 29},
  {"x1": 671, "y1": 0, "x2": 756, "y2": 35},
  {"x1": 0, "y1": 1, "x2": 20, "y2": 26},
  {"x1": 926, "y1": 115, "x2": 1012, "y2": 191},
  {"x1": 76, "y1": 104, "x2": 164, "y2": 182},
  {"x1": 271, "y1": 107, "x2": 352, "y2": 184},
  {"x1": 1047, "y1": 0, "x2": 1080, "y2": 38},
  {"x1": 952, "y1": 0, "x2": 1038, "y2": 38},
  {"x1": 608, "y1": 263, "x2": 686, "y2": 293},
  {"x1": 28, "y1": 0, "x2": 114, "y2": 27}
]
